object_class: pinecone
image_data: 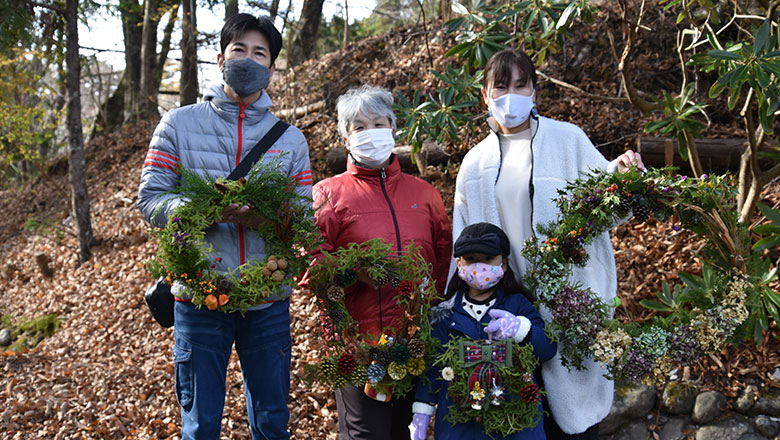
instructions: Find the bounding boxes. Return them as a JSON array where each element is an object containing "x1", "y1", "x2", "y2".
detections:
[
  {"x1": 319, "y1": 359, "x2": 338, "y2": 379},
  {"x1": 354, "y1": 348, "x2": 371, "y2": 366},
  {"x1": 366, "y1": 364, "x2": 386, "y2": 383},
  {"x1": 631, "y1": 195, "x2": 653, "y2": 223},
  {"x1": 329, "y1": 308, "x2": 345, "y2": 325},
  {"x1": 520, "y1": 383, "x2": 541, "y2": 404},
  {"x1": 327, "y1": 285, "x2": 345, "y2": 302},
  {"x1": 398, "y1": 280, "x2": 415, "y2": 297},
  {"x1": 369, "y1": 347, "x2": 390, "y2": 367},
  {"x1": 616, "y1": 193, "x2": 633, "y2": 216},
  {"x1": 349, "y1": 366, "x2": 369, "y2": 388},
  {"x1": 390, "y1": 344, "x2": 410, "y2": 364},
  {"x1": 407, "y1": 339, "x2": 425, "y2": 358},
  {"x1": 331, "y1": 373, "x2": 348, "y2": 388},
  {"x1": 406, "y1": 357, "x2": 425, "y2": 376},
  {"x1": 373, "y1": 267, "x2": 390, "y2": 286},
  {"x1": 389, "y1": 276, "x2": 401, "y2": 288},
  {"x1": 334, "y1": 269, "x2": 358, "y2": 287},
  {"x1": 338, "y1": 354, "x2": 357, "y2": 376},
  {"x1": 560, "y1": 235, "x2": 580, "y2": 262},
  {"x1": 216, "y1": 275, "x2": 233, "y2": 295},
  {"x1": 387, "y1": 362, "x2": 407, "y2": 381}
]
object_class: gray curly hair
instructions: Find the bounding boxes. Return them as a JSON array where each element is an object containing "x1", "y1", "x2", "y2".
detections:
[{"x1": 336, "y1": 85, "x2": 397, "y2": 139}]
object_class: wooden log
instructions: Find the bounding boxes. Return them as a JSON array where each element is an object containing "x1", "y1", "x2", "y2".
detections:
[
  {"x1": 637, "y1": 137, "x2": 748, "y2": 174},
  {"x1": 325, "y1": 142, "x2": 450, "y2": 176},
  {"x1": 277, "y1": 100, "x2": 326, "y2": 119}
]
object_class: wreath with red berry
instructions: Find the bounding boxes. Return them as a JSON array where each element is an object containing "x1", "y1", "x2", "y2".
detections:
[
  {"x1": 433, "y1": 336, "x2": 542, "y2": 436},
  {"x1": 304, "y1": 239, "x2": 440, "y2": 398},
  {"x1": 146, "y1": 161, "x2": 321, "y2": 314},
  {"x1": 521, "y1": 166, "x2": 752, "y2": 383}
]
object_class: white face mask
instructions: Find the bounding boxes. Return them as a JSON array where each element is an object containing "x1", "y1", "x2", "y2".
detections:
[
  {"x1": 347, "y1": 128, "x2": 395, "y2": 167},
  {"x1": 488, "y1": 92, "x2": 535, "y2": 128}
]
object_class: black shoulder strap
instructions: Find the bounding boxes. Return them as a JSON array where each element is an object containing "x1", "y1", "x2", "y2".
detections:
[{"x1": 227, "y1": 120, "x2": 290, "y2": 181}]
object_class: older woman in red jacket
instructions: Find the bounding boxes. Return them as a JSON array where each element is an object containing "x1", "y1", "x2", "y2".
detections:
[{"x1": 312, "y1": 85, "x2": 452, "y2": 440}]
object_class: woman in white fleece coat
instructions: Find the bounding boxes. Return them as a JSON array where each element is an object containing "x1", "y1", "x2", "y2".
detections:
[{"x1": 452, "y1": 49, "x2": 643, "y2": 439}]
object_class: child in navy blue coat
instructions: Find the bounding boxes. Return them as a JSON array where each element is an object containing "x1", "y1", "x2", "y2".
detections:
[{"x1": 410, "y1": 222, "x2": 557, "y2": 439}]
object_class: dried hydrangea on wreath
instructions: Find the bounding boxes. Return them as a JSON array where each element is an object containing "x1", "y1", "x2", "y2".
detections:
[
  {"x1": 522, "y1": 166, "x2": 751, "y2": 383},
  {"x1": 304, "y1": 239, "x2": 439, "y2": 399},
  {"x1": 146, "y1": 159, "x2": 321, "y2": 314},
  {"x1": 434, "y1": 335, "x2": 543, "y2": 436}
]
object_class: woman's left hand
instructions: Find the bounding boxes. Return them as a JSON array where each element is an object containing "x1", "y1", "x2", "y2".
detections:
[{"x1": 614, "y1": 150, "x2": 645, "y2": 172}]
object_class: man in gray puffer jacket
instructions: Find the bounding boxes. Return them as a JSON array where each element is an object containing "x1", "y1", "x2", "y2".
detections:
[{"x1": 137, "y1": 13, "x2": 311, "y2": 440}]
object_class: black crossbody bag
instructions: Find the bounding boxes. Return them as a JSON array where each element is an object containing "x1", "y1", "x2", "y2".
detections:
[{"x1": 145, "y1": 120, "x2": 290, "y2": 328}]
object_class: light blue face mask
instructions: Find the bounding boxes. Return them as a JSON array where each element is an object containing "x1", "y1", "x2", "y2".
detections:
[{"x1": 222, "y1": 58, "x2": 271, "y2": 97}]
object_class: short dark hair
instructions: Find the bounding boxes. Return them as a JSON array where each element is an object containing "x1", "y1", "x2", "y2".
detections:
[
  {"x1": 220, "y1": 13, "x2": 283, "y2": 64},
  {"x1": 483, "y1": 48, "x2": 537, "y2": 91}
]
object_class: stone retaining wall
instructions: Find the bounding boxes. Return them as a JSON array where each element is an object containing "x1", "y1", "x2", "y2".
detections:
[{"x1": 600, "y1": 382, "x2": 780, "y2": 440}]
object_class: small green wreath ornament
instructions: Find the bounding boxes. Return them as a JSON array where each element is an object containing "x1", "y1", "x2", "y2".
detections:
[
  {"x1": 305, "y1": 239, "x2": 440, "y2": 398},
  {"x1": 521, "y1": 167, "x2": 751, "y2": 383},
  {"x1": 146, "y1": 160, "x2": 321, "y2": 314},
  {"x1": 434, "y1": 336, "x2": 542, "y2": 436}
]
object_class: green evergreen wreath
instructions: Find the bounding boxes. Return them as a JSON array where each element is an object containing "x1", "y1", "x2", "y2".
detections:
[
  {"x1": 521, "y1": 167, "x2": 751, "y2": 383},
  {"x1": 146, "y1": 160, "x2": 321, "y2": 314},
  {"x1": 305, "y1": 239, "x2": 440, "y2": 398},
  {"x1": 435, "y1": 336, "x2": 542, "y2": 436}
]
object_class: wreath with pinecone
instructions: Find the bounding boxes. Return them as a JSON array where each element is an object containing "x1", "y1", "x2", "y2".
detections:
[
  {"x1": 146, "y1": 160, "x2": 321, "y2": 314},
  {"x1": 521, "y1": 166, "x2": 751, "y2": 383},
  {"x1": 304, "y1": 239, "x2": 439, "y2": 398},
  {"x1": 433, "y1": 336, "x2": 542, "y2": 436}
]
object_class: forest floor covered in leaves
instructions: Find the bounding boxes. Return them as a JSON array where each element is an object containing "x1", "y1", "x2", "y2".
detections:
[{"x1": 1, "y1": 9, "x2": 780, "y2": 439}]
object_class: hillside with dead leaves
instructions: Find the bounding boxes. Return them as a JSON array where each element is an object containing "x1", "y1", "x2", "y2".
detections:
[{"x1": 1, "y1": 12, "x2": 778, "y2": 440}]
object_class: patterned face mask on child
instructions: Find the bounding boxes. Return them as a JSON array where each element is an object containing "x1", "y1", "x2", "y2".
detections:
[{"x1": 458, "y1": 262, "x2": 505, "y2": 291}]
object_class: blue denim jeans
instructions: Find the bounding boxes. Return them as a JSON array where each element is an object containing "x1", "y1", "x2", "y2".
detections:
[{"x1": 173, "y1": 300, "x2": 292, "y2": 440}]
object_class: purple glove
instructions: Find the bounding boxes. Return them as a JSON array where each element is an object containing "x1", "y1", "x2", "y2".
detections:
[
  {"x1": 485, "y1": 309, "x2": 531, "y2": 342},
  {"x1": 409, "y1": 413, "x2": 431, "y2": 440}
]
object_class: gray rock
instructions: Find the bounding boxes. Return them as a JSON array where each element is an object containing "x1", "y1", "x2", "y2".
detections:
[
  {"x1": 659, "y1": 417, "x2": 690, "y2": 440},
  {"x1": 692, "y1": 391, "x2": 726, "y2": 424},
  {"x1": 662, "y1": 381, "x2": 699, "y2": 415},
  {"x1": 694, "y1": 418, "x2": 756, "y2": 440},
  {"x1": 611, "y1": 421, "x2": 650, "y2": 440},
  {"x1": 601, "y1": 384, "x2": 657, "y2": 435},
  {"x1": 754, "y1": 415, "x2": 779, "y2": 438},
  {"x1": 0, "y1": 328, "x2": 10, "y2": 346},
  {"x1": 735, "y1": 385, "x2": 758, "y2": 413},
  {"x1": 748, "y1": 390, "x2": 780, "y2": 417}
]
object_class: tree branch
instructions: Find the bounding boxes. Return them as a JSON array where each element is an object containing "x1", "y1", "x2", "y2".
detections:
[
  {"x1": 536, "y1": 71, "x2": 629, "y2": 104},
  {"x1": 24, "y1": 0, "x2": 63, "y2": 13},
  {"x1": 616, "y1": 0, "x2": 660, "y2": 114}
]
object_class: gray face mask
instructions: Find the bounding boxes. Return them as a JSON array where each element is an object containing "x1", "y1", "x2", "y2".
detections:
[{"x1": 222, "y1": 57, "x2": 271, "y2": 97}]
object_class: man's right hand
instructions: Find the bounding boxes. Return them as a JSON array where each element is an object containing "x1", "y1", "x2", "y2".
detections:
[{"x1": 220, "y1": 203, "x2": 264, "y2": 229}]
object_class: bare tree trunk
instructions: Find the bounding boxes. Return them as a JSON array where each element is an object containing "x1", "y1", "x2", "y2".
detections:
[
  {"x1": 156, "y1": 3, "x2": 179, "y2": 91},
  {"x1": 65, "y1": 0, "x2": 95, "y2": 263},
  {"x1": 269, "y1": 0, "x2": 280, "y2": 21},
  {"x1": 343, "y1": 0, "x2": 349, "y2": 48},
  {"x1": 140, "y1": 0, "x2": 160, "y2": 116},
  {"x1": 287, "y1": 0, "x2": 325, "y2": 67},
  {"x1": 180, "y1": 0, "x2": 198, "y2": 105},
  {"x1": 225, "y1": 0, "x2": 238, "y2": 19},
  {"x1": 440, "y1": 0, "x2": 452, "y2": 20},
  {"x1": 122, "y1": 0, "x2": 144, "y2": 121}
]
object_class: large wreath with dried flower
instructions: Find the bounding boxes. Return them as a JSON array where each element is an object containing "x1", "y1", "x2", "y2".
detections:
[
  {"x1": 305, "y1": 239, "x2": 439, "y2": 398},
  {"x1": 434, "y1": 336, "x2": 542, "y2": 436},
  {"x1": 521, "y1": 167, "x2": 751, "y2": 383},
  {"x1": 146, "y1": 161, "x2": 321, "y2": 314}
]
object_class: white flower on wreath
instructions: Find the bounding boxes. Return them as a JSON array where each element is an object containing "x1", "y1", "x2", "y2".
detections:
[{"x1": 441, "y1": 366, "x2": 455, "y2": 381}]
